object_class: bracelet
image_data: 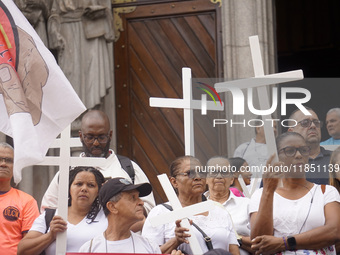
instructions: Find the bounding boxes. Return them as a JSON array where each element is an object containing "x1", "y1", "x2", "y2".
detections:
[{"x1": 282, "y1": 236, "x2": 289, "y2": 250}]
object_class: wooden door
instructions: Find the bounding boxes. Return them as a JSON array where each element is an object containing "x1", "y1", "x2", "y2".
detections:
[{"x1": 114, "y1": 0, "x2": 224, "y2": 203}]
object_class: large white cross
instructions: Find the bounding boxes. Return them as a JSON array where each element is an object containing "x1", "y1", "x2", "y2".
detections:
[
  {"x1": 149, "y1": 174, "x2": 215, "y2": 255},
  {"x1": 215, "y1": 35, "x2": 304, "y2": 196},
  {"x1": 150, "y1": 68, "x2": 224, "y2": 156},
  {"x1": 36, "y1": 125, "x2": 107, "y2": 255}
]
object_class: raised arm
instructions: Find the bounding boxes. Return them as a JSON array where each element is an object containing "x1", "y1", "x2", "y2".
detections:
[{"x1": 250, "y1": 155, "x2": 281, "y2": 239}]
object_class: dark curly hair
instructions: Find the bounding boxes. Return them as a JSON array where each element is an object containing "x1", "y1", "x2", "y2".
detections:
[{"x1": 68, "y1": 166, "x2": 105, "y2": 223}]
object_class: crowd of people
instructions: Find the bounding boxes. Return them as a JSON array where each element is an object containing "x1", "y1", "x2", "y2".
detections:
[{"x1": 1, "y1": 108, "x2": 340, "y2": 255}]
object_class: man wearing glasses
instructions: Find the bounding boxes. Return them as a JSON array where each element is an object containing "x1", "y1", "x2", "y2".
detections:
[
  {"x1": 0, "y1": 142, "x2": 39, "y2": 255},
  {"x1": 288, "y1": 108, "x2": 331, "y2": 184},
  {"x1": 41, "y1": 110, "x2": 155, "y2": 231}
]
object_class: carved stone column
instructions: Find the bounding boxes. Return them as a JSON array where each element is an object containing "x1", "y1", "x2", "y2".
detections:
[{"x1": 220, "y1": 0, "x2": 276, "y2": 155}]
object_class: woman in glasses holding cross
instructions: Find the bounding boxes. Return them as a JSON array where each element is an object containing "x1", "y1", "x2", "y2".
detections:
[
  {"x1": 142, "y1": 155, "x2": 240, "y2": 255},
  {"x1": 250, "y1": 132, "x2": 340, "y2": 255}
]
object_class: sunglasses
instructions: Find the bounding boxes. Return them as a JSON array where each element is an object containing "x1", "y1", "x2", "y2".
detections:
[
  {"x1": 297, "y1": 119, "x2": 322, "y2": 128},
  {"x1": 175, "y1": 169, "x2": 207, "y2": 178},
  {"x1": 279, "y1": 146, "x2": 310, "y2": 157}
]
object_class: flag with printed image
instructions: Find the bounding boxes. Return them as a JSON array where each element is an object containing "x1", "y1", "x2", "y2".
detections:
[{"x1": 0, "y1": 0, "x2": 86, "y2": 184}]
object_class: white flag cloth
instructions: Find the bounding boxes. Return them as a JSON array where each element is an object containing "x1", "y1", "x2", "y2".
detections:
[{"x1": 0, "y1": 0, "x2": 86, "y2": 184}]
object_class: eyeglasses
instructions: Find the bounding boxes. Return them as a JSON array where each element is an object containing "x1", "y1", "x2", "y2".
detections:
[
  {"x1": 298, "y1": 119, "x2": 323, "y2": 128},
  {"x1": 82, "y1": 134, "x2": 110, "y2": 144},
  {"x1": 175, "y1": 169, "x2": 207, "y2": 179},
  {"x1": 0, "y1": 157, "x2": 14, "y2": 164},
  {"x1": 279, "y1": 146, "x2": 310, "y2": 157},
  {"x1": 208, "y1": 171, "x2": 233, "y2": 178}
]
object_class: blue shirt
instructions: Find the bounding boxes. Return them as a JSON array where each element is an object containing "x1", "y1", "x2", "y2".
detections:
[{"x1": 320, "y1": 137, "x2": 340, "y2": 145}]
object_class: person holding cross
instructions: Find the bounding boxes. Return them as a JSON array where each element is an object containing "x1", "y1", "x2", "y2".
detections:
[
  {"x1": 0, "y1": 142, "x2": 40, "y2": 255},
  {"x1": 18, "y1": 166, "x2": 107, "y2": 255},
  {"x1": 250, "y1": 132, "x2": 340, "y2": 255},
  {"x1": 142, "y1": 156, "x2": 240, "y2": 255},
  {"x1": 41, "y1": 110, "x2": 155, "y2": 231}
]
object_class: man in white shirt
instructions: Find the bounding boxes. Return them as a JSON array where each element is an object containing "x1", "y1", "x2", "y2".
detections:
[
  {"x1": 41, "y1": 110, "x2": 155, "y2": 231},
  {"x1": 79, "y1": 178, "x2": 160, "y2": 253}
]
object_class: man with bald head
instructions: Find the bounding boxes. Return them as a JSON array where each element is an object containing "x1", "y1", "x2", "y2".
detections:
[
  {"x1": 41, "y1": 110, "x2": 155, "y2": 231},
  {"x1": 0, "y1": 142, "x2": 39, "y2": 255},
  {"x1": 321, "y1": 108, "x2": 340, "y2": 145},
  {"x1": 288, "y1": 108, "x2": 331, "y2": 184}
]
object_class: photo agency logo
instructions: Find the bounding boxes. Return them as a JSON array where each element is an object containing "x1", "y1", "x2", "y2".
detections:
[
  {"x1": 196, "y1": 82, "x2": 223, "y2": 106},
  {"x1": 195, "y1": 78, "x2": 312, "y2": 129}
]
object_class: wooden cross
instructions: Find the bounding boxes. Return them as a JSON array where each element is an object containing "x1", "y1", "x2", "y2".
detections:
[
  {"x1": 149, "y1": 174, "x2": 215, "y2": 255},
  {"x1": 36, "y1": 125, "x2": 107, "y2": 255},
  {"x1": 215, "y1": 35, "x2": 304, "y2": 195},
  {"x1": 150, "y1": 68, "x2": 224, "y2": 156}
]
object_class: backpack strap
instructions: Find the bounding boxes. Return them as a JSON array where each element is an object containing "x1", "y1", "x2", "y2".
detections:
[
  {"x1": 39, "y1": 209, "x2": 56, "y2": 255},
  {"x1": 321, "y1": 184, "x2": 326, "y2": 194},
  {"x1": 117, "y1": 155, "x2": 135, "y2": 184},
  {"x1": 44, "y1": 208, "x2": 56, "y2": 234},
  {"x1": 161, "y1": 204, "x2": 214, "y2": 251}
]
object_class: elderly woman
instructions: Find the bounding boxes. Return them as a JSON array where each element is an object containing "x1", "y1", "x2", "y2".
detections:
[
  {"x1": 205, "y1": 156, "x2": 253, "y2": 255},
  {"x1": 250, "y1": 132, "x2": 340, "y2": 255},
  {"x1": 142, "y1": 156, "x2": 239, "y2": 255},
  {"x1": 18, "y1": 167, "x2": 107, "y2": 255}
]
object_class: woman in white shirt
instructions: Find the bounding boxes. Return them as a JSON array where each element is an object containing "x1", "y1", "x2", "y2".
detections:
[
  {"x1": 205, "y1": 156, "x2": 253, "y2": 255},
  {"x1": 18, "y1": 166, "x2": 108, "y2": 255},
  {"x1": 250, "y1": 132, "x2": 340, "y2": 255},
  {"x1": 142, "y1": 156, "x2": 239, "y2": 255}
]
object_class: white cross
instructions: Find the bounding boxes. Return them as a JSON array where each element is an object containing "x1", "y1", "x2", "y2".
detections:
[
  {"x1": 149, "y1": 174, "x2": 215, "y2": 255},
  {"x1": 36, "y1": 125, "x2": 107, "y2": 255},
  {"x1": 150, "y1": 68, "x2": 224, "y2": 156},
  {"x1": 215, "y1": 35, "x2": 304, "y2": 196}
]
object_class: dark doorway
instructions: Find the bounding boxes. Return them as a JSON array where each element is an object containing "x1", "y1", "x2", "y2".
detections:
[{"x1": 276, "y1": 0, "x2": 340, "y2": 139}]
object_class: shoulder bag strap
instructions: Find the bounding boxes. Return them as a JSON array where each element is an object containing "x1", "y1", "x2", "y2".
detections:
[{"x1": 161, "y1": 204, "x2": 214, "y2": 250}]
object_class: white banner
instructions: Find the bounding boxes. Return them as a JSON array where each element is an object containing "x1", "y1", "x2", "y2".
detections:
[{"x1": 0, "y1": 0, "x2": 86, "y2": 183}]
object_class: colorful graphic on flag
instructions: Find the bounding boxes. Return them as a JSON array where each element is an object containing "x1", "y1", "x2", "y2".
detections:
[{"x1": 0, "y1": 0, "x2": 86, "y2": 184}]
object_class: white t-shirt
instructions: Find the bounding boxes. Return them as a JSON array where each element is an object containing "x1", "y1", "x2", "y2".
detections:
[
  {"x1": 205, "y1": 191, "x2": 250, "y2": 255},
  {"x1": 233, "y1": 139, "x2": 269, "y2": 192},
  {"x1": 40, "y1": 150, "x2": 155, "y2": 214},
  {"x1": 30, "y1": 209, "x2": 108, "y2": 255},
  {"x1": 142, "y1": 203, "x2": 238, "y2": 254},
  {"x1": 233, "y1": 138, "x2": 268, "y2": 169},
  {"x1": 249, "y1": 184, "x2": 340, "y2": 255},
  {"x1": 79, "y1": 231, "x2": 161, "y2": 253}
]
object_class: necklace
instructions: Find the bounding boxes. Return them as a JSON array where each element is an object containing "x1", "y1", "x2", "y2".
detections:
[{"x1": 104, "y1": 230, "x2": 136, "y2": 253}]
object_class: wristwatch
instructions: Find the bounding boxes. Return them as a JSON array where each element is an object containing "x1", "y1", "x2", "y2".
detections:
[
  {"x1": 287, "y1": 236, "x2": 297, "y2": 251},
  {"x1": 237, "y1": 236, "x2": 243, "y2": 247}
]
